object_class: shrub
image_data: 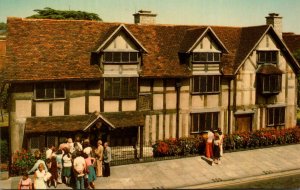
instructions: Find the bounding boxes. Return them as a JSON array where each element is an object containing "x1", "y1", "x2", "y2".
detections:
[
  {"x1": 0, "y1": 139, "x2": 9, "y2": 164},
  {"x1": 10, "y1": 149, "x2": 37, "y2": 176}
]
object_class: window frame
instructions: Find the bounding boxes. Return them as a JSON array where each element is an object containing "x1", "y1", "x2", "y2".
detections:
[
  {"x1": 192, "y1": 52, "x2": 221, "y2": 63},
  {"x1": 257, "y1": 51, "x2": 278, "y2": 64},
  {"x1": 103, "y1": 52, "x2": 139, "y2": 63},
  {"x1": 191, "y1": 112, "x2": 219, "y2": 134},
  {"x1": 34, "y1": 83, "x2": 66, "y2": 101},
  {"x1": 267, "y1": 106, "x2": 285, "y2": 127},
  {"x1": 192, "y1": 75, "x2": 221, "y2": 94},
  {"x1": 103, "y1": 77, "x2": 138, "y2": 99},
  {"x1": 259, "y1": 74, "x2": 282, "y2": 94}
]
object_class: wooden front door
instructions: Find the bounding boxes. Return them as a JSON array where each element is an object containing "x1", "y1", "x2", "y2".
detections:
[{"x1": 235, "y1": 114, "x2": 252, "y2": 132}]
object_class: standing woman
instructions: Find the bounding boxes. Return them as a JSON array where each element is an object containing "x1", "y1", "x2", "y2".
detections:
[
  {"x1": 212, "y1": 133, "x2": 221, "y2": 165},
  {"x1": 94, "y1": 140, "x2": 104, "y2": 177},
  {"x1": 62, "y1": 147, "x2": 72, "y2": 185},
  {"x1": 103, "y1": 142, "x2": 111, "y2": 177},
  {"x1": 28, "y1": 150, "x2": 48, "y2": 174},
  {"x1": 217, "y1": 128, "x2": 224, "y2": 157},
  {"x1": 33, "y1": 163, "x2": 47, "y2": 189},
  {"x1": 56, "y1": 149, "x2": 63, "y2": 184}
]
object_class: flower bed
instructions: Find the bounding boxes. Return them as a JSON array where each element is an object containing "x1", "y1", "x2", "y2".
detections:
[{"x1": 152, "y1": 127, "x2": 300, "y2": 157}]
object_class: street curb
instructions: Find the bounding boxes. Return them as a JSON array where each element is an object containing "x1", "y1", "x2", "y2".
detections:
[{"x1": 180, "y1": 168, "x2": 300, "y2": 189}]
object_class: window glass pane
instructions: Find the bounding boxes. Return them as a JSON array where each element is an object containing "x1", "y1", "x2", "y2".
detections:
[
  {"x1": 104, "y1": 78, "x2": 112, "y2": 98},
  {"x1": 55, "y1": 83, "x2": 65, "y2": 98},
  {"x1": 207, "y1": 53, "x2": 213, "y2": 61},
  {"x1": 213, "y1": 76, "x2": 220, "y2": 92},
  {"x1": 205, "y1": 113, "x2": 211, "y2": 130},
  {"x1": 129, "y1": 78, "x2": 138, "y2": 97},
  {"x1": 263, "y1": 76, "x2": 270, "y2": 92},
  {"x1": 207, "y1": 76, "x2": 213, "y2": 92},
  {"x1": 200, "y1": 113, "x2": 206, "y2": 131},
  {"x1": 193, "y1": 77, "x2": 199, "y2": 93},
  {"x1": 199, "y1": 53, "x2": 206, "y2": 61},
  {"x1": 268, "y1": 108, "x2": 274, "y2": 125},
  {"x1": 30, "y1": 137, "x2": 40, "y2": 149},
  {"x1": 112, "y1": 78, "x2": 121, "y2": 97},
  {"x1": 279, "y1": 107, "x2": 285, "y2": 124},
  {"x1": 266, "y1": 52, "x2": 272, "y2": 62},
  {"x1": 104, "y1": 52, "x2": 113, "y2": 62},
  {"x1": 113, "y1": 52, "x2": 121, "y2": 62},
  {"x1": 200, "y1": 76, "x2": 206, "y2": 92},
  {"x1": 130, "y1": 52, "x2": 138, "y2": 62},
  {"x1": 45, "y1": 83, "x2": 54, "y2": 99},
  {"x1": 192, "y1": 114, "x2": 199, "y2": 132},
  {"x1": 35, "y1": 83, "x2": 45, "y2": 99},
  {"x1": 193, "y1": 53, "x2": 200, "y2": 61},
  {"x1": 271, "y1": 51, "x2": 277, "y2": 63},
  {"x1": 213, "y1": 112, "x2": 219, "y2": 130},
  {"x1": 122, "y1": 52, "x2": 129, "y2": 62},
  {"x1": 274, "y1": 108, "x2": 280, "y2": 125},
  {"x1": 214, "y1": 53, "x2": 220, "y2": 62},
  {"x1": 258, "y1": 52, "x2": 266, "y2": 63}
]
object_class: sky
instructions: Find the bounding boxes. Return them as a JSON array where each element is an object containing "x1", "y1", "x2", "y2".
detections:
[{"x1": 0, "y1": 0, "x2": 300, "y2": 33}]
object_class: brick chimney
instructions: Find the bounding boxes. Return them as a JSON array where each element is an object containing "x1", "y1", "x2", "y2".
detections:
[
  {"x1": 133, "y1": 10, "x2": 157, "y2": 24},
  {"x1": 266, "y1": 13, "x2": 282, "y2": 39}
]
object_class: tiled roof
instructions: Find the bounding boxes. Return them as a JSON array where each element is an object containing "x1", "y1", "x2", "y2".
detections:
[
  {"x1": 100, "y1": 111, "x2": 145, "y2": 128},
  {"x1": 256, "y1": 64, "x2": 284, "y2": 75},
  {"x1": 283, "y1": 32, "x2": 300, "y2": 60},
  {"x1": 4, "y1": 18, "x2": 298, "y2": 82},
  {"x1": 25, "y1": 114, "x2": 98, "y2": 133},
  {"x1": 0, "y1": 39, "x2": 6, "y2": 85}
]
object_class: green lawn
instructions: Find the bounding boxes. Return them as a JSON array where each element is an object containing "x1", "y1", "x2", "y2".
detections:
[{"x1": 0, "y1": 110, "x2": 8, "y2": 127}]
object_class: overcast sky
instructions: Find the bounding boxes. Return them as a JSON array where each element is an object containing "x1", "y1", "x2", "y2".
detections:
[{"x1": 1, "y1": 0, "x2": 300, "y2": 33}]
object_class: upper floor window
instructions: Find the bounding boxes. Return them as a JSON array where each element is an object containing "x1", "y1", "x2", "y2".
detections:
[
  {"x1": 259, "y1": 74, "x2": 282, "y2": 94},
  {"x1": 267, "y1": 107, "x2": 285, "y2": 127},
  {"x1": 257, "y1": 51, "x2": 278, "y2": 64},
  {"x1": 192, "y1": 75, "x2": 220, "y2": 94},
  {"x1": 193, "y1": 52, "x2": 220, "y2": 62},
  {"x1": 35, "y1": 83, "x2": 65, "y2": 100},
  {"x1": 104, "y1": 77, "x2": 138, "y2": 99},
  {"x1": 103, "y1": 52, "x2": 138, "y2": 63},
  {"x1": 191, "y1": 112, "x2": 219, "y2": 133}
]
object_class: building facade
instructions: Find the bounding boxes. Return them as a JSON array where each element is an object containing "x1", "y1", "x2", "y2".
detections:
[{"x1": 2, "y1": 12, "x2": 300, "y2": 154}]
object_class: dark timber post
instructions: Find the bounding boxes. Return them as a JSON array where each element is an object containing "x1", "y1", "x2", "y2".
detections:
[
  {"x1": 139, "y1": 126, "x2": 144, "y2": 161},
  {"x1": 175, "y1": 79, "x2": 181, "y2": 139}
]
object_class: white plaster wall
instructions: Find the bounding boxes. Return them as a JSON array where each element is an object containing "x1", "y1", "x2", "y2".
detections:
[
  {"x1": 180, "y1": 92, "x2": 190, "y2": 110},
  {"x1": 158, "y1": 114, "x2": 163, "y2": 139},
  {"x1": 122, "y1": 65, "x2": 139, "y2": 75},
  {"x1": 89, "y1": 96, "x2": 100, "y2": 113},
  {"x1": 105, "y1": 32, "x2": 138, "y2": 51},
  {"x1": 15, "y1": 100, "x2": 32, "y2": 118},
  {"x1": 151, "y1": 115, "x2": 156, "y2": 142},
  {"x1": 181, "y1": 113, "x2": 189, "y2": 137},
  {"x1": 171, "y1": 113, "x2": 176, "y2": 138},
  {"x1": 153, "y1": 94, "x2": 163, "y2": 110},
  {"x1": 206, "y1": 95, "x2": 219, "y2": 108},
  {"x1": 166, "y1": 93, "x2": 176, "y2": 109},
  {"x1": 52, "y1": 101, "x2": 64, "y2": 116},
  {"x1": 103, "y1": 100, "x2": 119, "y2": 112},
  {"x1": 153, "y1": 80, "x2": 163, "y2": 92},
  {"x1": 165, "y1": 114, "x2": 170, "y2": 139},
  {"x1": 103, "y1": 65, "x2": 120, "y2": 75},
  {"x1": 145, "y1": 115, "x2": 150, "y2": 144},
  {"x1": 193, "y1": 35, "x2": 220, "y2": 52},
  {"x1": 192, "y1": 96, "x2": 204, "y2": 109},
  {"x1": 69, "y1": 97, "x2": 85, "y2": 115},
  {"x1": 122, "y1": 100, "x2": 136, "y2": 111},
  {"x1": 36, "y1": 102, "x2": 49, "y2": 117}
]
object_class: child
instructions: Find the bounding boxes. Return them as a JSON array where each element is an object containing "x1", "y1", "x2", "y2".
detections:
[
  {"x1": 18, "y1": 173, "x2": 32, "y2": 190},
  {"x1": 83, "y1": 153, "x2": 96, "y2": 189},
  {"x1": 48, "y1": 156, "x2": 58, "y2": 188},
  {"x1": 33, "y1": 163, "x2": 47, "y2": 189}
]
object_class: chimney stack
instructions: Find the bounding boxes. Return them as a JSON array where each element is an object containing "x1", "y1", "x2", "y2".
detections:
[
  {"x1": 266, "y1": 13, "x2": 282, "y2": 39},
  {"x1": 133, "y1": 10, "x2": 157, "y2": 25}
]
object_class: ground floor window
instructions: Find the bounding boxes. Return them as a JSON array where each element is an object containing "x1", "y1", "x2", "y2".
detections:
[
  {"x1": 267, "y1": 107, "x2": 285, "y2": 127},
  {"x1": 191, "y1": 112, "x2": 219, "y2": 133}
]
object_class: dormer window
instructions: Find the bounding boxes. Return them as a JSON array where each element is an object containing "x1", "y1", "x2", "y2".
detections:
[
  {"x1": 257, "y1": 51, "x2": 278, "y2": 64},
  {"x1": 259, "y1": 74, "x2": 282, "y2": 94},
  {"x1": 193, "y1": 52, "x2": 220, "y2": 62},
  {"x1": 103, "y1": 52, "x2": 138, "y2": 63}
]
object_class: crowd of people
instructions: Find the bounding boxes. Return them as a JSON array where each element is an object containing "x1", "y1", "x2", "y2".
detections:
[
  {"x1": 18, "y1": 137, "x2": 112, "y2": 190},
  {"x1": 205, "y1": 128, "x2": 224, "y2": 165}
]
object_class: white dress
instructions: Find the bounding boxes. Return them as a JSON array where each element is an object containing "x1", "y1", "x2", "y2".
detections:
[{"x1": 34, "y1": 170, "x2": 47, "y2": 189}]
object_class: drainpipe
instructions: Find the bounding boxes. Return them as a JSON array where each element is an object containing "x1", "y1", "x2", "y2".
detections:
[
  {"x1": 227, "y1": 78, "x2": 233, "y2": 134},
  {"x1": 175, "y1": 79, "x2": 181, "y2": 139}
]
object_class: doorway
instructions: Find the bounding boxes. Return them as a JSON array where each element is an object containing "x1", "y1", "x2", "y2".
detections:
[{"x1": 235, "y1": 114, "x2": 253, "y2": 132}]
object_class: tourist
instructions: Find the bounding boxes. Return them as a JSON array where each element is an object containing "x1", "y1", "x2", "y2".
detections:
[
  {"x1": 103, "y1": 142, "x2": 112, "y2": 177},
  {"x1": 28, "y1": 150, "x2": 48, "y2": 174},
  {"x1": 47, "y1": 156, "x2": 58, "y2": 188},
  {"x1": 83, "y1": 140, "x2": 93, "y2": 157},
  {"x1": 18, "y1": 172, "x2": 32, "y2": 190},
  {"x1": 83, "y1": 153, "x2": 96, "y2": 189},
  {"x1": 205, "y1": 129, "x2": 215, "y2": 160},
  {"x1": 33, "y1": 163, "x2": 47, "y2": 189},
  {"x1": 46, "y1": 145, "x2": 55, "y2": 159},
  {"x1": 56, "y1": 149, "x2": 63, "y2": 184},
  {"x1": 73, "y1": 151, "x2": 86, "y2": 190},
  {"x1": 94, "y1": 140, "x2": 104, "y2": 177},
  {"x1": 74, "y1": 136, "x2": 83, "y2": 152},
  {"x1": 213, "y1": 133, "x2": 221, "y2": 165},
  {"x1": 62, "y1": 147, "x2": 72, "y2": 186},
  {"x1": 67, "y1": 138, "x2": 75, "y2": 154},
  {"x1": 218, "y1": 128, "x2": 224, "y2": 157},
  {"x1": 59, "y1": 138, "x2": 69, "y2": 152}
]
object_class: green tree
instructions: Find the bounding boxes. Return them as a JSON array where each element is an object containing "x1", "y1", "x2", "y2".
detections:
[
  {"x1": 27, "y1": 7, "x2": 102, "y2": 21},
  {"x1": 294, "y1": 49, "x2": 300, "y2": 107},
  {"x1": 0, "y1": 22, "x2": 6, "y2": 30}
]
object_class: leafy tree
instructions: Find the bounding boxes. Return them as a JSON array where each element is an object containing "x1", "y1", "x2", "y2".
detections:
[
  {"x1": 0, "y1": 84, "x2": 8, "y2": 122},
  {"x1": 27, "y1": 7, "x2": 102, "y2": 21},
  {"x1": 0, "y1": 22, "x2": 6, "y2": 30}
]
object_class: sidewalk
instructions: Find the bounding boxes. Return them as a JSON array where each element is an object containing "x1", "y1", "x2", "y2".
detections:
[{"x1": 1, "y1": 144, "x2": 300, "y2": 189}]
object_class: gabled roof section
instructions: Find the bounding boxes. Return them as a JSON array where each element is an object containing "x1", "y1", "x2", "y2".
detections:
[
  {"x1": 256, "y1": 64, "x2": 284, "y2": 75},
  {"x1": 95, "y1": 24, "x2": 148, "y2": 53},
  {"x1": 179, "y1": 26, "x2": 229, "y2": 54},
  {"x1": 283, "y1": 32, "x2": 300, "y2": 61}
]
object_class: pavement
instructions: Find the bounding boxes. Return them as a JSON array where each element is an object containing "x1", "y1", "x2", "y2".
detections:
[{"x1": 1, "y1": 143, "x2": 300, "y2": 189}]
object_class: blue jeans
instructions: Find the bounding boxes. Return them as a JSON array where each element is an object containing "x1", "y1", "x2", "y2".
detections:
[{"x1": 76, "y1": 176, "x2": 84, "y2": 189}]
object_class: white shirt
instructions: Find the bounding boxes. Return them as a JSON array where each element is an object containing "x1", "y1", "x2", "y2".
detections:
[
  {"x1": 207, "y1": 131, "x2": 214, "y2": 143},
  {"x1": 62, "y1": 154, "x2": 72, "y2": 167},
  {"x1": 73, "y1": 156, "x2": 86, "y2": 173},
  {"x1": 83, "y1": 147, "x2": 92, "y2": 156},
  {"x1": 46, "y1": 148, "x2": 52, "y2": 159}
]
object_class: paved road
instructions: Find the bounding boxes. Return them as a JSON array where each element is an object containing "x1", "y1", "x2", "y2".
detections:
[{"x1": 1, "y1": 144, "x2": 300, "y2": 189}]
